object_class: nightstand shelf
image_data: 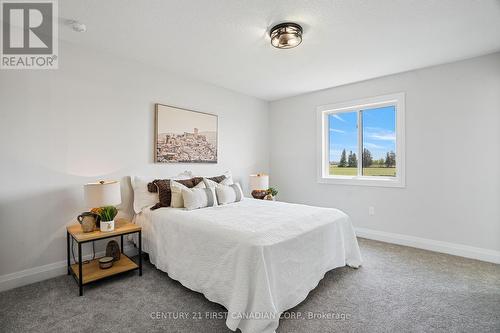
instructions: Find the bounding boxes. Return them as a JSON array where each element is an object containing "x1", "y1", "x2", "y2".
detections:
[
  {"x1": 70, "y1": 255, "x2": 138, "y2": 284},
  {"x1": 66, "y1": 218, "x2": 142, "y2": 296}
]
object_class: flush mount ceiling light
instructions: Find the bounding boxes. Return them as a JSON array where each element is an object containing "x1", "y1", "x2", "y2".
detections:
[{"x1": 269, "y1": 22, "x2": 303, "y2": 49}]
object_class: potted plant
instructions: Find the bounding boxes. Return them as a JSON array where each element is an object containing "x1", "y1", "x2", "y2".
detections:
[
  {"x1": 92, "y1": 206, "x2": 118, "y2": 232},
  {"x1": 265, "y1": 187, "x2": 278, "y2": 201}
]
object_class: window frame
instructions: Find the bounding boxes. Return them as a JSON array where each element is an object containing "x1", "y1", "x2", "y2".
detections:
[{"x1": 316, "y1": 92, "x2": 405, "y2": 188}]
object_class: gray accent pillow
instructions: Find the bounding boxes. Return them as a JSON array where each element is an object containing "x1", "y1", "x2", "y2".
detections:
[
  {"x1": 182, "y1": 187, "x2": 218, "y2": 210},
  {"x1": 216, "y1": 183, "x2": 244, "y2": 205}
]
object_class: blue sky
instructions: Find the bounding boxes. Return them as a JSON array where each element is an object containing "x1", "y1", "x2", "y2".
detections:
[{"x1": 329, "y1": 105, "x2": 396, "y2": 162}]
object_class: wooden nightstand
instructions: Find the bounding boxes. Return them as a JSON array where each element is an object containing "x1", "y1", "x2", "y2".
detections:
[{"x1": 66, "y1": 218, "x2": 142, "y2": 296}]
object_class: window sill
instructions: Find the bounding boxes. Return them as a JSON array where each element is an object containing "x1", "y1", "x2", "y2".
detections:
[{"x1": 317, "y1": 176, "x2": 405, "y2": 188}]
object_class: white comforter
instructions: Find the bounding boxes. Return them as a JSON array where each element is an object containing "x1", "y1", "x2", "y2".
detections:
[{"x1": 134, "y1": 199, "x2": 362, "y2": 333}]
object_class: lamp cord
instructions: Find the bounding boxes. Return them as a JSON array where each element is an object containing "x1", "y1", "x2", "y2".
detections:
[{"x1": 71, "y1": 238, "x2": 95, "y2": 264}]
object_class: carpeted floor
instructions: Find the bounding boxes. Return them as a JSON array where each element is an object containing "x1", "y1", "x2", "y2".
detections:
[{"x1": 1, "y1": 238, "x2": 499, "y2": 333}]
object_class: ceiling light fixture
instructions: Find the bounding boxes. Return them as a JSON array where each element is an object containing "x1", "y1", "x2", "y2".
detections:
[{"x1": 269, "y1": 22, "x2": 303, "y2": 49}]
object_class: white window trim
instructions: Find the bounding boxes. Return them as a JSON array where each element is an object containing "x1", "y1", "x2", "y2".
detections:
[{"x1": 316, "y1": 92, "x2": 406, "y2": 188}]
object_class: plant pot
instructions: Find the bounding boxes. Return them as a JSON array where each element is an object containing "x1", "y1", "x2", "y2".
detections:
[
  {"x1": 100, "y1": 220, "x2": 115, "y2": 232},
  {"x1": 264, "y1": 194, "x2": 275, "y2": 201}
]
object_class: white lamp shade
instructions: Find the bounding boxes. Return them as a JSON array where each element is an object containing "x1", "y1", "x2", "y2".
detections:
[
  {"x1": 249, "y1": 174, "x2": 269, "y2": 191},
  {"x1": 84, "y1": 181, "x2": 121, "y2": 208}
]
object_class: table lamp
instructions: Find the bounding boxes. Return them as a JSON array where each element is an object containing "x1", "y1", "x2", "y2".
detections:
[
  {"x1": 249, "y1": 174, "x2": 269, "y2": 199},
  {"x1": 84, "y1": 180, "x2": 121, "y2": 232}
]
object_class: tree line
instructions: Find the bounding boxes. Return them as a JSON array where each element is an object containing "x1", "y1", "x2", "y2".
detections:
[{"x1": 337, "y1": 148, "x2": 395, "y2": 168}]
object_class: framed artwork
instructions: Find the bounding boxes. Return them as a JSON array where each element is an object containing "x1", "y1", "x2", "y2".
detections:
[{"x1": 155, "y1": 104, "x2": 218, "y2": 163}]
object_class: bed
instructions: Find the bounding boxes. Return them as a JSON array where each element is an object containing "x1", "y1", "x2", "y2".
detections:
[{"x1": 134, "y1": 198, "x2": 362, "y2": 333}]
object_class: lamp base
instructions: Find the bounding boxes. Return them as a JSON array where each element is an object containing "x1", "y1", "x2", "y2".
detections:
[{"x1": 251, "y1": 190, "x2": 268, "y2": 200}]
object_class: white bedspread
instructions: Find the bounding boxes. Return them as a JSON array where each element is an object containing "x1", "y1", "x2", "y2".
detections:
[{"x1": 134, "y1": 199, "x2": 362, "y2": 333}]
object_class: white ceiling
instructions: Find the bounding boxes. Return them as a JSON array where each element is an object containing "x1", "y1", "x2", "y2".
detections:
[{"x1": 60, "y1": 0, "x2": 500, "y2": 101}]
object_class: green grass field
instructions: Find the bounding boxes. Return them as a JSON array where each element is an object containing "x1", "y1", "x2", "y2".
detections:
[{"x1": 329, "y1": 166, "x2": 396, "y2": 177}]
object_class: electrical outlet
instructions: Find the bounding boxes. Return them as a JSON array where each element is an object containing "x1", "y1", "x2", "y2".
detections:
[{"x1": 368, "y1": 206, "x2": 375, "y2": 216}]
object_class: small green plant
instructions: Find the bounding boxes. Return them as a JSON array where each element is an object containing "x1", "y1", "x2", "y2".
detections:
[
  {"x1": 267, "y1": 187, "x2": 278, "y2": 197},
  {"x1": 98, "y1": 206, "x2": 118, "y2": 222}
]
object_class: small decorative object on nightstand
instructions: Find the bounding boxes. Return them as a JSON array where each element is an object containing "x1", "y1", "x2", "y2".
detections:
[
  {"x1": 77, "y1": 212, "x2": 100, "y2": 233},
  {"x1": 95, "y1": 206, "x2": 118, "y2": 232},
  {"x1": 99, "y1": 257, "x2": 114, "y2": 269},
  {"x1": 84, "y1": 180, "x2": 121, "y2": 232},
  {"x1": 249, "y1": 173, "x2": 269, "y2": 199},
  {"x1": 264, "y1": 187, "x2": 278, "y2": 201},
  {"x1": 106, "y1": 240, "x2": 121, "y2": 261}
]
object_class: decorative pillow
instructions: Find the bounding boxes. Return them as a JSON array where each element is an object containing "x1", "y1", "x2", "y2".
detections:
[
  {"x1": 131, "y1": 176, "x2": 159, "y2": 214},
  {"x1": 146, "y1": 171, "x2": 192, "y2": 193},
  {"x1": 171, "y1": 180, "x2": 206, "y2": 208},
  {"x1": 182, "y1": 187, "x2": 218, "y2": 211},
  {"x1": 132, "y1": 172, "x2": 192, "y2": 214},
  {"x1": 216, "y1": 183, "x2": 244, "y2": 205},
  {"x1": 150, "y1": 178, "x2": 197, "y2": 210},
  {"x1": 191, "y1": 171, "x2": 233, "y2": 186},
  {"x1": 191, "y1": 175, "x2": 228, "y2": 187},
  {"x1": 203, "y1": 176, "x2": 233, "y2": 188}
]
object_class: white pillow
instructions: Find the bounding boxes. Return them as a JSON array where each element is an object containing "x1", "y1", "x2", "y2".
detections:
[
  {"x1": 131, "y1": 171, "x2": 193, "y2": 214},
  {"x1": 203, "y1": 176, "x2": 233, "y2": 188},
  {"x1": 182, "y1": 187, "x2": 218, "y2": 210},
  {"x1": 216, "y1": 183, "x2": 244, "y2": 205},
  {"x1": 170, "y1": 180, "x2": 205, "y2": 208},
  {"x1": 131, "y1": 176, "x2": 158, "y2": 214}
]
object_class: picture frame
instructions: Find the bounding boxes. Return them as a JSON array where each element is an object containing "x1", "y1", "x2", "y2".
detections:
[{"x1": 154, "y1": 103, "x2": 218, "y2": 163}]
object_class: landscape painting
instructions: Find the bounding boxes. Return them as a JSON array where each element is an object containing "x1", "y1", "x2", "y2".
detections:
[{"x1": 155, "y1": 104, "x2": 218, "y2": 163}]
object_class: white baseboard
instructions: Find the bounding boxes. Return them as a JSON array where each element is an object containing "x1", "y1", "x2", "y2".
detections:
[
  {"x1": 0, "y1": 244, "x2": 138, "y2": 293},
  {"x1": 355, "y1": 227, "x2": 500, "y2": 264}
]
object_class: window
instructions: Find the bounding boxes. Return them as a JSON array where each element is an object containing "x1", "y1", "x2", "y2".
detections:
[{"x1": 317, "y1": 93, "x2": 405, "y2": 187}]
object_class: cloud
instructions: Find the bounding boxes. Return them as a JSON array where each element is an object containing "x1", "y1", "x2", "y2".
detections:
[
  {"x1": 365, "y1": 130, "x2": 395, "y2": 141},
  {"x1": 363, "y1": 142, "x2": 384, "y2": 149},
  {"x1": 330, "y1": 128, "x2": 345, "y2": 134},
  {"x1": 331, "y1": 114, "x2": 346, "y2": 122},
  {"x1": 329, "y1": 149, "x2": 343, "y2": 156}
]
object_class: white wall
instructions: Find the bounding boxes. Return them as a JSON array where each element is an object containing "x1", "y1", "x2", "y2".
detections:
[
  {"x1": 0, "y1": 41, "x2": 269, "y2": 284},
  {"x1": 269, "y1": 53, "x2": 500, "y2": 256}
]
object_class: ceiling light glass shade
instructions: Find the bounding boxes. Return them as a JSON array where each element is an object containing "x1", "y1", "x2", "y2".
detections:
[{"x1": 270, "y1": 23, "x2": 303, "y2": 49}]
